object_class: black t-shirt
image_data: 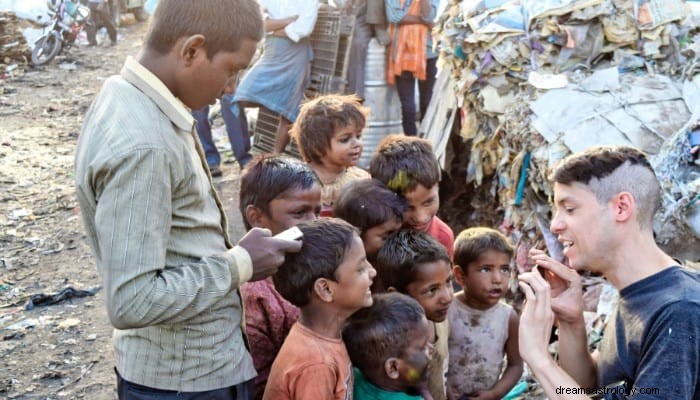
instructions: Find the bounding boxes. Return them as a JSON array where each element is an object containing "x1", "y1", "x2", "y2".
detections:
[{"x1": 598, "y1": 266, "x2": 700, "y2": 399}]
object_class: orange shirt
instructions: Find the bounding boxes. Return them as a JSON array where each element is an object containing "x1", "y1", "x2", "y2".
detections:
[
  {"x1": 386, "y1": 0, "x2": 428, "y2": 84},
  {"x1": 262, "y1": 323, "x2": 354, "y2": 400}
]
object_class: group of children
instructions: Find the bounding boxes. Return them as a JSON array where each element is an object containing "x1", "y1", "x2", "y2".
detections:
[{"x1": 234, "y1": 93, "x2": 523, "y2": 399}]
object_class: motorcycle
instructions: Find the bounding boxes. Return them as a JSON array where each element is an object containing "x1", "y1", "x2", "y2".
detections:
[{"x1": 31, "y1": 0, "x2": 91, "y2": 66}]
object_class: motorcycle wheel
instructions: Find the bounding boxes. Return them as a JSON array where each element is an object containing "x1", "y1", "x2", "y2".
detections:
[
  {"x1": 31, "y1": 31, "x2": 62, "y2": 66},
  {"x1": 133, "y1": 6, "x2": 149, "y2": 22}
]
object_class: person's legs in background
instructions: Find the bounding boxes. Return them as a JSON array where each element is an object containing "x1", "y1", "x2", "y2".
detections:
[
  {"x1": 192, "y1": 105, "x2": 223, "y2": 177},
  {"x1": 395, "y1": 71, "x2": 418, "y2": 136},
  {"x1": 347, "y1": 14, "x2": 372, "y2": 102},
  {"x1": 220, "y1": 94, "x2": 252, "y2": 168},
  {"x1": 86, "y1": 2, "x2": 117, "y2": 46},
  {"x1": 273, "y1": 117, "x2": 292, "y2": 155},
  {"x1": 418, "y1": 56, "x2": 437, "y2": 122}
]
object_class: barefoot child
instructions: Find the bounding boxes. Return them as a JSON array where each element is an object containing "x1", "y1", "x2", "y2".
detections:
[
  {"x1": 447, "y1": 227, "x2": 523, "y2": 400},
  {"x1": 333, "y1": 179, "x2": 405, "y2": 266},
  {"x1": 290, "y1": 94, "x2": 371, "y2": 217},
  {"x1": 376, "y1": 230, "x2": 454, "y2": 400},
  {"x1": 263, "y1": 218, "x2": 377, "y2": 400},
  {"x1": 343, "y1": 292, "x2": 433, "y2": 400},
  {"x1": 238, "y1": 155, "x2": 322, "y2": 399},
  {"x1": 369, "y1": 134, "x2": 454, "y2": 258}
]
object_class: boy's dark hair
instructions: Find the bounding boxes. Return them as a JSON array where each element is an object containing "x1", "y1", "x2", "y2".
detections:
[
  {"x1": 453, "y1": 227, "x2": 514, "y2": 272},
  {"x1": 273, "y1": 218, "x2": 359, "y2": 307},
  {"x1": 375, "y1": 230, "x2": 451, "y2": 293},
  {"x1": 145, "y1": 0, "x2": 264, "y2": 59},
  {"x1": 333, "y1": 179, "x2": 406, "y2": 234},
  {"x1": 343, "y1": 292, "x2": 426, "y2": 376},
  {"x1": 368, "y1": 134, "x2": 441, "y2": 195},
  {"x1": 239, "y1": 155, "x2": 320, "y2": 230},
  {"x1": 290, "y1": 94, "x2": 369, "y2": 164},
  {"x1": 552, "y1": 146, "x2": 661, "y2": 230}
]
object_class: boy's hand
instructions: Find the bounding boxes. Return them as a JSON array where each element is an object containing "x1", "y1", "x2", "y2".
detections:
[
  {"x1": 237, "y1": 228, "x2": 302, "y2": 281},
  {"x1": 528, "y1": 248, "x2": 584, "y2": 324}
]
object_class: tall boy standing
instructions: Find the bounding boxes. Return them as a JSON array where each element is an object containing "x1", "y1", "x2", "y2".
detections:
[
  {"x1": 518, "y1": 146, "x2": 700, "y2": 399},
  {"x1": 75, "y1": 1, "x2": 301, "y2": 398}
]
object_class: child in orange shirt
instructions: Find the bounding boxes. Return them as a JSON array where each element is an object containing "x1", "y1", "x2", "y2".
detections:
[
  {"x1": 263, "y1": 218, "x2": 377, "y2": 400},
  {"x1": 290, "y1": 94, "x2": 371, "y2": 217}
]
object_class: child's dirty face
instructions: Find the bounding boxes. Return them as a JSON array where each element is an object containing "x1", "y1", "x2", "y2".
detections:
[
  {"x1": 396, "y1": 316, "x2": 432, "y2": 389},
  {"x1": 405, "y1": 260, "x2": 453, "y2": 322},
  {"x1": 402, "y1": 184, "x2": 439, "y2": 232},
  {"x1": 325, "y1": 124, "x2": 363, "y2": 168},
  {"x1": 362, "y1": 217, "x2": 402, "y2": 261},
  {"x1": 457, "y1": 250, "x2": 511, "y2": 310},
  {"x1": 330, "y1": 233, "x2": 376, "y2": 311},
  {"x1": 259, "y1": 184, "x2": 322, "y2": 235}
]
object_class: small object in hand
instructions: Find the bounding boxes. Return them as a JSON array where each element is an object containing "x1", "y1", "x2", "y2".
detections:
[{"x1": 274, "y1": 226, "x2": 303, "y2": 241}]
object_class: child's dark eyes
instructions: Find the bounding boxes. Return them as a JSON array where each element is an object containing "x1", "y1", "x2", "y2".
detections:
[{"x1": 499, "y1": 266, "x2": 511, "y2": 274}]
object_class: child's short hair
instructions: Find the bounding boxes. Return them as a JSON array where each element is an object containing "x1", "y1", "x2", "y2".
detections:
[
  {"x1": 146, "y1": 0, "x2": 264, "y2": 58},
  {"x1": 290, "y1": 94, "x2": 369, "y2": 164},
  {"x1": 273, "y1": 218, "x2": 359, "y2": 307},
  {"x1": 453, "y1": 227, "x2": 514, "y2": 271},
  {"x1": 333, "y1": 179, "x2": 406, "y2": 234},
  {"x1": 368, "y1": 134, "x2": 441, "y2": 195},
  {"x1": 239, "y1": 155, "x2": 320, "y2": 230},
  {"x1": 376, "y1": 230, "x2": 451, "y2": 293},
  {"x1": 343, "y1": 292, "x2": 426, "y2": 375}
]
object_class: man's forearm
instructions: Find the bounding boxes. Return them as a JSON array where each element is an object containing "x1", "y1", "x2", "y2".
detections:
[
  {"x1": 558, "y1": 320, "x2": 598, "y2": 389},
  {"x1": 528, "y1": 356, "x2": 590, "y2": 400},
  {"x1": 102, "y1": 246, "x2": 251, "y2": 329}
]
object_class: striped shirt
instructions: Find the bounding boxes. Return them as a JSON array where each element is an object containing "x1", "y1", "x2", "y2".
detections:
[{"x1": 75, "y1": 57, "x2": 257, "y2": 392}]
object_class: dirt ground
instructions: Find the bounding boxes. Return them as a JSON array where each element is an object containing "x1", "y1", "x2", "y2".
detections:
[{"x1": 0, "y1": 20, "x2": 249, "y2": 399}]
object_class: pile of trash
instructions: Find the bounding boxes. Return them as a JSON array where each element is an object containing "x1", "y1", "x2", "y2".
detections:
[
  {"x1": 431, "y1": 0, "x2": 700, "y2": 264},
  {"x1": 0, "y1": 12, "x2": 32, "y2": 69}
]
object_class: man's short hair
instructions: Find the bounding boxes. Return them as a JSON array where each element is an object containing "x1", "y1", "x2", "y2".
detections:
[
  {"x1": 333, "y1": 179, "x2": 406, "y2": 234},
  {"x1": 343, "y1": 292, "x2": 426, "y2": 376},
  {"x1": 453, "y1": 227, "x2": 514, "y2": 272},
  {"x1": 239, "y1": 155, "x2": 320, "y2": 230},
  {"x1": 273, "y1": 218, "x2": 359, "y2": 307},
  {"x1": 145, "y1": 0, "x2": 264, "y2": 58},
  {"x1": 290, "y1": 94, "x2": 369, "y2": 164},
  {"x1": 376, "y1": 230, "x2": 451, "y2": 293},
  {"x1": 368, "y1": 135, "x2": 441, "y2": 195},
  {"x1": 552, "y1": 146, "x2": 661, "y2": 229}
]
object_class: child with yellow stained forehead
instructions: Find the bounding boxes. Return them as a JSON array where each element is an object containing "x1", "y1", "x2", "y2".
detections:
[{"x1": 343, "y1": 292, "x2": 434, "y2": 400}]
